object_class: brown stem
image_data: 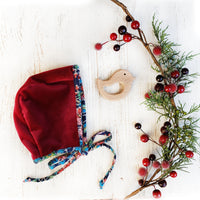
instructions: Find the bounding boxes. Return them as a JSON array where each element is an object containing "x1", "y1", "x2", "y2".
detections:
[
  {"x1": 125, "y1": 186, "x2": 145, "y2": 199},
  {"x1": 149, "y1": 137, "x2": 162, "y2": 147},
  {"x1": 125, "y1": 168, "x2": 162, "y2": 199},
  {"x1": 140, "y1": 29, "x2": 148, "y2": 44},
  {"x1": 143, "y1": 165, "x2": 153, "y2": 186},
  {"x1": 170, "y1": 97, "x2": 176, "y2": 107},
  {"x1": 173, "y1": 140, "x2": 183, "y2": 152},
  {"x1": 146, "y1": 168, "x2": 160, "y2": 184},
  {"x1": 172, "y1": 147, "x2": 184, "y2": 160},
  {"x1": 125, "y1": 180, "x2": 159, "y2": 199},
  {"x1": 110, "y1": 0, "x2": 135, "y2": 21},
  {"x1": 151, "y1": 174, "x2": 166, "y2": 184},
  {"x1": 143, "y1": 167, "x2": 149, "y2": 186}
]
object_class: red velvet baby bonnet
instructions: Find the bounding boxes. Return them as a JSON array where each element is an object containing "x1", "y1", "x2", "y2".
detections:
[{"x1": 13, "y1": 65, "x2": 116, "y2": 188}]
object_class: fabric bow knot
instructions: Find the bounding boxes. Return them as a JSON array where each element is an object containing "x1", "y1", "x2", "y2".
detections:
[{"x1": 24, "y1": 131, "x2": 116, "y2": 189}]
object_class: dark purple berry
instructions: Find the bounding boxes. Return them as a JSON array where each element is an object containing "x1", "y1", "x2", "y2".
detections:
[
  {"x1": 126, "y1": 15, "x2": 132, "y2": 22},
  {"x1": 164, "y1": 121, "x2": 171, "y2": 128},
  {"x1": 181, "y1": 68, "x2": 189, "y2": 75},
  {"x1": 160, "y1": 126, "x2": 168, "y2": 135},
  {"x1": 135, "y1": 123, "x2": 142, "y2": 129},
  {"x1": 156, "y1": 75, "x2": 164, "y2": 82},
  {"x1": 118, "y1": 25, "x2": 127, "y2": 35},
  {"x1": 155, "y1": 83, "x2": 164, "y2": 92},
  {"x1": 138, "y1": 179, "x2": 144, "y2": 186},
  {"x1": 113, "y1": 44, "x2": 120, "y2": 51},
  {"x1": 149, "y1": 154, "x2": 156, "y2": 161},
  {"x1": 158, "y1": 179, "x2": 167, "y2": 188}
]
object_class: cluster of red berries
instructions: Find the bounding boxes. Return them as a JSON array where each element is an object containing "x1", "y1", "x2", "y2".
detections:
[
  {"x1": 95, "y1": 15, "x2": 161, "y2": 53},
  {"x1": 135, "y1": 122, "x2": 194, "y2": 198},
  {"x1": 145, "y1": 67, "x2": 189, "y2": 99},
  {"x1": 137, "y1": 152, "x2": 176, "y2": 198},
  {"x1": 95, "y1": 16, "x2": 140, "y2": 51},
  {"x1": 146, "y1": 67, "x2": 189, "y2": 97},
  {"x1": 143, "y1": 43, "x2": 189, "y2": 98}
]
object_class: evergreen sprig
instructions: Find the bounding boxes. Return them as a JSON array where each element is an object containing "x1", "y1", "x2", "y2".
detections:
[
  {"x1": 145, "y1": 17, "x2": 200, "y2": 173},
  {"x1": 152, "y1": 15, "x2": 198, "y2": 76},
  {"x1": 128, "y1": 14, "x2": 200, "y2": 199}
]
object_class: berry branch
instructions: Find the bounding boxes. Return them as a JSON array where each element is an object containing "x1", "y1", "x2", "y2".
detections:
[
  {"x1": 95, "y1": 0, "x2": 200, "y2": 199},
  {"x1": 110, "y1": 0, "x2": 176, "y2": 109},
  {"x1": 110, "y1": 0, "x2": 163, "y2": 75}
]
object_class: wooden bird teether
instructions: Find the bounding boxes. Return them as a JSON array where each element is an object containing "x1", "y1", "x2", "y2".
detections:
[{"x1": 96, "y1": 69, "x2": 135, "y2": 100}]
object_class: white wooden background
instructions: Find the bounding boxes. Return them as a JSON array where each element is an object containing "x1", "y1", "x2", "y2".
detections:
[{"x1": 1, "y1": 0, "x2": 200, "y2": 199}]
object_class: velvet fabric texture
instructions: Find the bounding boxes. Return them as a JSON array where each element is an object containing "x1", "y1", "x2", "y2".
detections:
[{"x1": 13, "y1": 66, "x2": 79, "y2": 160}]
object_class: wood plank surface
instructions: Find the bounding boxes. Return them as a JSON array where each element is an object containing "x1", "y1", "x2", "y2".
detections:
[{"x1": 0, "y1": 0, "x2": 200, "y2": 199}]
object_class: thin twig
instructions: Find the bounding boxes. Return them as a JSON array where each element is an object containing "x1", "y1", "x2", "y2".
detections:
[
  {"x1": 149, "y1": 137, "x2": 162, "y2": 147},
  {"x1": 110, "y1": 0, "x2": 135, "y2": 21}
]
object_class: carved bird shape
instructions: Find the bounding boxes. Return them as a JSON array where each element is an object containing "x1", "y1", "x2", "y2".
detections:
[{"x1": 96, "y1": 69, "x2": 135, "y2": 100}]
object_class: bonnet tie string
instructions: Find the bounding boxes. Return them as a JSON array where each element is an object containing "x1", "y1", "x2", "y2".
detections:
[{"x1": 24, "y1": 130, "x2": 116, "y2": 189}]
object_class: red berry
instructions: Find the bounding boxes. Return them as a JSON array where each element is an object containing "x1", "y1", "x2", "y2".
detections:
[
  {"x1": 170, "y1": 84, "x2": 177, "y2": 93},
  {"x1": 159, "y1": 135, "x2": 169, "y2": 145},
  {"x1": 110, "y1": 33, "x2": 117, "y2": 40},
  {"x1": 152, "y1": 161, "x2": 160, "y2": 169},
  {"x1": 171, "y1": 70, "x2": 180, "y2": 79},
  {"x1": 161, "y1": 160, "x2": 170, "y2": 169},
  {"x1": 95, "y1": 43, "x2": 102, "y2": 50},
  {"x1": 164, "y1": 85, "x2": 171, "y2": 93},
  {"x1": 152, "y1": 189, "x2": 161, "y2": 198},
  {"x1": 164, "y1": 84, "x2": 177, "y2": 93},
  {"x1": 131, "y1": 20, "x2": 140, "y2": 29},
  {"x1": 153, "y1": 46, "x2": 162, "y2": 56},
  {"x1": 145, "y1": 92, "x2": 150, "y2": 99},
  {"x1": 177, "y1": 85, "x2": 185, "y2": 93},
  {"x1": 185, "y1": 150, "x2": 194, "y2": 158},
  {"x1": 123, "y1": 33, "x2": 132, "y2": 42},
  {"x1": 170, "y1": 171, "x2": 177, "y2": 178},
  {"x1": 138, "y1": 167, "x2": 147, "y2": 176},
  {"x1": 142, "y1": 158, "x2": 150, "y2": 167},
  {"x1": 140, "y1": 134, "x2": 149, "y2": 143}
]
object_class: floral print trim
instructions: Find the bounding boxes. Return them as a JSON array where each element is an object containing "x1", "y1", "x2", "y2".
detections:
[
  {"x1": 24, "y1": 65, "x2": 116, "y2": 189},
  {"x1": 33, "y1": 147, "x2": 80, "y2": 164},
  {"x1": 72, "y1": 65, "x2": 87, "y2": 146}
]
